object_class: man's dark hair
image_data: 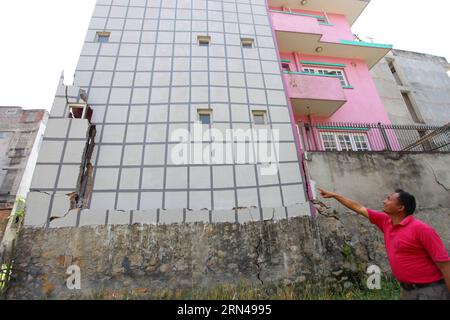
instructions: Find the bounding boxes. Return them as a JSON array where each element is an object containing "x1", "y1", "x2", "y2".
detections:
[{"x1": 395, "y1": 189, "x2": 416, "y2": 216}]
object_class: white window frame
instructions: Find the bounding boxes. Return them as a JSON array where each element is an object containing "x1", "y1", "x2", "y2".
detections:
[
  {"x1": 303, "y1": 67, "x2": 348, "y2": 87},
  {"x1": 320, "y1": 131, "x2": 370, "y2": 151},
  {"x1": 320, "y1": 132, "x2": 339, "y2": 151}
]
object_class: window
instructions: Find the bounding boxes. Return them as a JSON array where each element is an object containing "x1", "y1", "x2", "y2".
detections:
[
  {"x1": 352, "y1": 135, "x2": 370, "y2": 151},
  {"x1": 282, "y1": 63, "x2": 291, "y2": 72},
  {"x1": 337, "y1": 134, "x2": 353, "y2": 151},
  {"x1": 241, "y1": 38, "x2": 254, "y2": 48},
  {"x1": 402, "y1": 92, "x2": 420, "y2": 122},
  {"x1": 9, "y1": 148, "x2": 26, "y2": 158},
  {"x1": 197, "y1": 35, "x2": 211, "y2": 46},
  {"x1": 96, "y1": 31, "x2": 110, "y2": 43},
  {"x1": 0, "y1": 170, "x2": 17, "y2": 194},
  {"x1": 198, "y1": 109, "x2": 212, "y2": 125},
  {"x1": 320, "y1": 133, "x2": 338, "y2": 151},
  {"x1": 252, "y1": 111, "x2": 266, "y2": 125},
  {"x1": 401, "y1": 92, "x2": 422, "y2": 124},
  {"x1": 303, "y1": 67, "x2": 348, "y2": 87},
  {"x1": 388, "y1": 60, "x2": 402, "y2": 85},
  {"x1": 9, "y1": 158, "x2": 22, "y2": 166},
  {"x1": 68, "y1": 103, "x2": 93, "y2": 122},
  {"x1": 69, "y1": 104, "x2": 86, "y2": 119},
  {"x1": 320, "y1": 132, "x2": 370, "y2": 151}
]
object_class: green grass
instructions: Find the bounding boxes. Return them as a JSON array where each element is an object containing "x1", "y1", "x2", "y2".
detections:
[{"x1": 85, "y1": 276, "x2": 401, "y2": 300}]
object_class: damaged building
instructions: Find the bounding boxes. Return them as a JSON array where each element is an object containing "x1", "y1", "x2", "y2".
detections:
[
  {"x1": 3, "y1": 0, "x2": 449, "y2": 299},
  {"x1": 24, "y1": 0, "x2": 310, "y2": 229},
  {"x1": 0, "y1": 107, "x2": 48, "y2": 239}
]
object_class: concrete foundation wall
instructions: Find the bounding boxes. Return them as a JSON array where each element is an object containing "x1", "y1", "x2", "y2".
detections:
[
  {"x1": 306, "y1": 152, "x2": 450, "y2": 211},
  {"x1": 7, "y1": 214, "x2": 387, "y2": 299},
  {"x1": 305, "y1": 152, "x2": 450, "y2": 264}
]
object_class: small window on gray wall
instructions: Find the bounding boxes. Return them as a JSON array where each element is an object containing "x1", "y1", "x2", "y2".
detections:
[
  {"x1": 252, "y1": 110, "x2": 266, "y2": 125},
  {"x1": 96, "y1": 31, "x2": 110, "y2": 43},
  {"x1": 198, "y1": 109, "x2": 212, "y2": 125},
  {"x1": 241, "y1": 38, "x2": 255, "y2": 48},
  {"x1": 197, "y1": 35, "x2": 211, "y2": 46}
]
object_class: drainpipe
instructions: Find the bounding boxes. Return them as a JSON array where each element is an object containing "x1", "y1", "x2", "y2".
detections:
[{"x1": 294, "y1": 52, "x2": 301, "y2": 72}]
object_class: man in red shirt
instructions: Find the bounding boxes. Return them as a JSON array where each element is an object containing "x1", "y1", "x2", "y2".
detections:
[{"x1": 318, "y1": 188, "x2": 450, "y2": 300}]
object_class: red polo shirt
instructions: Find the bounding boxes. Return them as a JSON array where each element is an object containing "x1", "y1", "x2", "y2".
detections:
[{"x1": 368, "y1": 209, "x2": 449, "y2": 284}]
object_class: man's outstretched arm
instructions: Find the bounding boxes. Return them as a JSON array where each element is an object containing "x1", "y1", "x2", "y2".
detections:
[{"x1": 318, "y1": 188, "x2": 369, "y2": 219}]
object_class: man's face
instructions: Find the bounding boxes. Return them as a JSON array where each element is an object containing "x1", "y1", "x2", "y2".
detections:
[{"x1": 383, "y1": 192, "x2": 404, "y2": 215}]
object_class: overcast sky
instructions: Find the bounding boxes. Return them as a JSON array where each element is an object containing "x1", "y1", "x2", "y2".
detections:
[{"x1": 0, "y1": 0, "x2": 449, "y2": 111}]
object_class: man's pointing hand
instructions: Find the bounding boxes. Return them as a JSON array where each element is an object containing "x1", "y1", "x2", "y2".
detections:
[{"x1": 318, "y1": 188, "x2": 336, "y2": 199}]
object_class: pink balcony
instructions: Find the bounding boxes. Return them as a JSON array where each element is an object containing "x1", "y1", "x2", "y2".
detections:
[
  {"x1": 284, "y1": 72, "x2": 347, "y2": 117},
  {"x1": 270, "y1": 10, "x2": 324, "y2": 37},
  {"x1": 268, "y1": 0, "x2": 370, "y2": 26},
  {"x1": 270, "y1": 10, "x2": 393, "y2": 69}
]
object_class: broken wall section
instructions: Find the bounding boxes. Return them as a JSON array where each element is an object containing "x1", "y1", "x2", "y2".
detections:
[{"x1": 24, "y1": 76, "x2": 96, "y2": 228}]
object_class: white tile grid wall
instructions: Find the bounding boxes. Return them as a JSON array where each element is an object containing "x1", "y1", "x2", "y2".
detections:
[{"x1": 28, "y1": 0, "x2": 309, "y2": 227}]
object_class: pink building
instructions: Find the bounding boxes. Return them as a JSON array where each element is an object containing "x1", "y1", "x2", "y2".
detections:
[{"x1": 268, "y1": 0, "x2": 394, "y2": 151}]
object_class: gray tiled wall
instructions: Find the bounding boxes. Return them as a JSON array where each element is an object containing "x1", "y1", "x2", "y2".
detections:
[{"x1": 27, "y1": 0, "x2": 310, "y2": 227}]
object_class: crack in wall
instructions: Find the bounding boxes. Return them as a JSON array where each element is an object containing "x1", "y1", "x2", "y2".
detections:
[
  {"x1": 311, "y1": 199, "x2": 340, "y2": 221},
  {"x1": 204, "y1": 255, "x2": 214, "y2": 275},
  {"x1": 253, "y1": 220, "x2": 277, "y2": 286},
  {"x1": 49, "y1": 208, "x2": 80, "y2": 222},
  {"x1": 77, "y1": 125, "x2": 97, "y2": 208},
  {"x1": 425, "y1": 161, "x2": 450, "y2": 192},
  {"x1": 31, "y1": 123, "x2": 96, "y2": 226},
  {"x1": 254, "y1": 237, "x2": 264, "y2": 285}
]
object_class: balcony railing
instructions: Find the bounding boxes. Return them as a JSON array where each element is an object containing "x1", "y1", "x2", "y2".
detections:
[{"x1": 298, "y1": 122, "x2": 450, "y2": 152}]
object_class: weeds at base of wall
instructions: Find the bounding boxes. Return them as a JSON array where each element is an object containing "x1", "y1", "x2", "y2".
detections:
[{"x1": 79, "y1": 275, "x2": 400, "y2": 300}]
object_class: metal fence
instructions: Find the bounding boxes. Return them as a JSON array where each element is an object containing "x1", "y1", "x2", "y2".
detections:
[{"x1": 298, "y1": 122, "x2": 450, "y2": 152}]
